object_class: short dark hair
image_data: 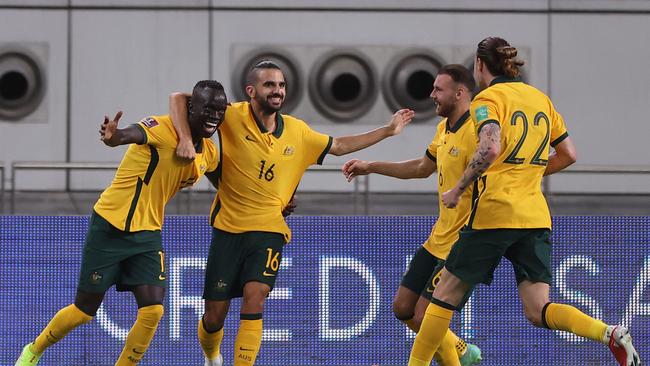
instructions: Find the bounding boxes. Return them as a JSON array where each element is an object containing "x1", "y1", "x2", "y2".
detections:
[
  {"x1": 476, "y1": 37, "x2": 524, "y2": 78},
  {"x1": 245, "y1": 60, "x2": 282, "y2": 86},
  {"x1": 437, "y1": 64, "x2": 476, "y2": 93},
  {"x1": 193, "y1": 80, "x2": 224, "y2": 93}
]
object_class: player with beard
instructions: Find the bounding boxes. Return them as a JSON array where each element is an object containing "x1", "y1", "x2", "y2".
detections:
[
  {"x1": 169, "y1": 60, "x2": 414, "y2": 366},
  {"x1": 342, "y1": 65, "x2": 481, "y2": 366},
  {"x1": 15, "y1": 81, "x2": 227, "y2": 366}
]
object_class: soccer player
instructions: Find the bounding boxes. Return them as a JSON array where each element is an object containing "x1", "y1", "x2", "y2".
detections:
[
  {"x1": 408, "y1": 37, "x2": 641, "y2": 366},
  {"x1": 169, "y1": 60, "x2": 415, "y2": 366},
  {"x1": 14, "y1": 80, "x2": 228, "y2": 366},
  {"x1": 342, "y1": 64, "x2": 481, "y2": 366}
]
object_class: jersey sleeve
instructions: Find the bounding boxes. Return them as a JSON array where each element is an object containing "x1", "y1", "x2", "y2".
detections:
[
  {"x1": 470, "y1": 94, "x2": 500, "y2": 135},
  {"x1": 204, "y1": 139, "x2": 220, "y2": 173},
  {"x1": 302, "y1": 124, "x2": 333, "y2": 166},
  {"x1": 549, "y1": 107, "x2": 569, "y2": 147},
  {"x1": 425, "y1": 123, "x2": 444, "y2": 162},
  {"x1": 137, "y1": 116, "x2": 176, "y2": 148}
]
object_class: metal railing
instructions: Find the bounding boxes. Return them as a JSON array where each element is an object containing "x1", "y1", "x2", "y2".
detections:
[
  {"x1": 9, "y1": 161, "x2": 365, "y2": 214},
  {"x1": 7, "y1": 162, "x2": 650, "y2": 215}
]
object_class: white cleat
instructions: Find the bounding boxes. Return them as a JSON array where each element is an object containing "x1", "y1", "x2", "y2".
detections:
[
  {"x1": 204, "y1": 354, "x2": 223, "y2": 366},
  {"x1": 607, "y1": 326, "x2": 641, "y2": 366}
]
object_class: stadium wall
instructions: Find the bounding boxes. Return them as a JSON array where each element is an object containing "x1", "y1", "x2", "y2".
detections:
[
  {"x1": 1, "y1": 215, "x2": 648, "y2": 365},
  {"x1": 0, "y1": 1, "x2": 649, "y2": 193}
]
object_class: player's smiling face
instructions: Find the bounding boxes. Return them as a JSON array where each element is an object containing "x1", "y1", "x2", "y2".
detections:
[
  {"x1": 250, "y1": 69, "x2": 286, "y2": 114},
  {"x1": 430, "y1": 74, "x2": 457, "y2": 118},
  {"x1": 189, "y1": 87, "x2": 227, "y2": 138}
]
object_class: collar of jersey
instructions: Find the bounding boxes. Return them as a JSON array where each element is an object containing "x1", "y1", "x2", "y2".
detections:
[
  {"x1": 446, "y1": 110, "x2": 470, "y2": 133},
  {"x1": 489, "y1": 75, "x2": 522, "y2": 86},
  {"x1": 249, "y1": 105, "x2": 285, "y2": 138}
]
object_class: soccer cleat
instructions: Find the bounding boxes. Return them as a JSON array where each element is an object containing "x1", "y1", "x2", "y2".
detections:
[
  {"x1": 204, "y1": 354, "x2": 223, "y2": 366},
  {"x1": 14, "y1": 344, "x2": 41, "y2": 366},
  {"x1": 459, "y1": 343, "x2": 482, "y2": 366},
  {"x1": 607, "y1": 326, "x2": 641, "y2": 366}
]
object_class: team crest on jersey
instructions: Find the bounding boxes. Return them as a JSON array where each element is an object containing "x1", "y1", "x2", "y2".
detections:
[
  {"x1": 140, "y1": 117, "x2": 158, "y2": 128},
  {"x1": 282, "y1": 145, "x2": 295, "y2": 156},
  {"x1": 448, "y1": 146, "x2": 459, "y2": 157},
  {"x1": 475, "y1": 105, "x2": 489, "y2": 122}
]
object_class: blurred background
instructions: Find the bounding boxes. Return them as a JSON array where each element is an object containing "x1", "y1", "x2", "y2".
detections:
[{"x1": 0, "y1": 0, "x2": 649, "y2": 215}]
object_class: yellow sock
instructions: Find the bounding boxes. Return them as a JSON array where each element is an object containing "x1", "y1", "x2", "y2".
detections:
[
  {"x1": 234, "y1": 314, "x2": 263, "y2": 366},
  {"x1": 450, "y1": 331, "x2": 467, "y2": 357},
  {"x1": 32, "y1": 304, "x2": 93, "y2": 354},
  {"x1": 408, "y1": 302, "x2": 454, "y2": 366},
  {"x1": 198, "y1": 317, "x2": 224, "y2": 360},
  {"x1": 543, "y1": 303, "x2": 608, "y2": 342},
  {"x1": 433, "y1": 330, "x2": 461, "y2": 366},
  {"x1": 115, "y1": 304, "x2": 164, "y2": 366}
]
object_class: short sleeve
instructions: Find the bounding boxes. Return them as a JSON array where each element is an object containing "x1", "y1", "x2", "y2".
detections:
[
  {"x1": 425, "y1": 123, "x2": 444, "y2": 162},
  {"x1": 470, "y1": 94, "x2": 500, "y2": 135},
  {"x1": 302, "y1": 125, "x2": 333, "y2": 165},
  {"x1": 137, "y1": 116, "x2": 176, "y2": 148},
  {"x1": 549, "y1": 108, "x2": 569, "y2": 147}
]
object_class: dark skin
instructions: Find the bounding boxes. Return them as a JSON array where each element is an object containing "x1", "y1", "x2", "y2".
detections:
[{"x1": 83, "y1": 87, "x2": 227, "y2": 315}]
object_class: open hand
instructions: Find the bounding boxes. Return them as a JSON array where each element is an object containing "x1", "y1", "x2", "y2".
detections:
[
  {"x1": 100, "y1": 111, "x2": 123, "y2": 147},
  {"x1": 386, "y1": 109, "x2": 415, "y2": 136}
]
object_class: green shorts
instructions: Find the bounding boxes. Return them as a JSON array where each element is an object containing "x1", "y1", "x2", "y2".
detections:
[
  {"x1": 77, "y1": 212, "x2": 165, "y2": 293},
  {"x1": 203, "y1": 228, "x2": 286, "y2": 301},
  {"x1": 401, "y1": 246, "x2": 473, "y2": 308},
  {"x1": 445, "y1": 227, "x2": 552, "y2": 287}
]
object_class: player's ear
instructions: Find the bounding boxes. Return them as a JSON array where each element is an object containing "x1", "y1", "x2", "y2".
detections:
[{"x1": 245, "y1": 85, "x2": 255, "y2": 98}]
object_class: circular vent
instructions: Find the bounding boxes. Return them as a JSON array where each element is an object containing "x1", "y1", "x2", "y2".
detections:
[{"x1": 0, "y1": 50, "x2": 46, "y2": 120}]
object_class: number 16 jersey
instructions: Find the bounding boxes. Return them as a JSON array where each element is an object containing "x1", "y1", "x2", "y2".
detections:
[{"x1": 210, "y1": 102, "x2": 332, "y2": 242}]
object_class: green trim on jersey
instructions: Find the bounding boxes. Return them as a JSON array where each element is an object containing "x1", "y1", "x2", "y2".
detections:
[
  {"x1": 490, "y1": 76, "x2": 522, "y2": 86},
  {"x1": 446, "y1": 111, "x2": 471, "y2": 133},
  {"x1": 425, "y1": 149, "x2": 436, "y2": 163},
  {"x1": 250, "y1": 105, "x2": 285, "y2": 138},
  {"x1": 477, "y1": 119, "x2": 499, "y2": 134},
  {"x1": 125, "y1": 145, "x2": 159, "y2": 232},
  {"x1": 317, "y1": 136, "x2": 333, "y2": 165},
  {"x1": 550, "y1": 131, "x2": 569, "y2": 147}
]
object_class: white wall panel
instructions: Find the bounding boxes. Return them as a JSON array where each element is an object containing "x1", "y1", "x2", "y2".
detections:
[
  {"x1": 211, "y1": 0, "x2": 549, "y2": 11},
  {"x1": 70, "y1": 10, "x2": 210, "y2": 190},
  {"x1": 549, "y1": 14, "x2": 650, "y2": 193},
  {"x1": 212, "y1": 10, "x2": 548, "y2": 192},
  {"x1": 0, "y1": 0, "x2": 67, "y2": 5},
  {"x1": 0, "y1": 10, "x2": 67, "y2": 190}
]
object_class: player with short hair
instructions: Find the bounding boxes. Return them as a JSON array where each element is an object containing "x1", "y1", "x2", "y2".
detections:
[
  {"x1": 169, "y1": 60, "x2": 415, "y2": 366},
  {"x1": 15, "y1": 80, "x2": 227, "y2": 366},
  {"x1": 408, "y1": 37, "x2": 640, "y2": 366},
  {"x1": 343, "y1": 64, "x2": 481, "y2": 366}
]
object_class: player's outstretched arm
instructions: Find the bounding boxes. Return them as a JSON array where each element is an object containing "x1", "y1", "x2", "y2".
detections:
[
  {"x1": 99, "y1": 111, "x2": 145, "y2": 147},
  {"x1": 169, "y1": 92, "x2": 196, "y2": 162},
  {"x1": 442, "y1": 123, "x2": 501, "y2": 208},
  {"x1": 544, "y1": 136, "x2": 577, "y2": 176},
  {"x1": 328, "y1": 109, "x2": 415, "y2": 156},
  {"x1": 342, "y1": 156, "x2": 436, "y2": 182}
]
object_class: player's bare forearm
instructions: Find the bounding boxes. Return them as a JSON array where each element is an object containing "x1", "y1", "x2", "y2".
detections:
[
  {"x1": 544, "y1": 137, "x2": 577, "y2": 176},
  {"x1": 455, "y1": 123, "x2": 501, "y2": 193},
  {"x1": 106, "y1": 126, "x2": 144, "y2": 147},
  {"x1": 169, "y1": 92, "x2": 192, "y2": 141},
  {"x1": 329, "y1": 126, "x2": 392, "y2": 156},
  {"x1": 369, "y1": 158, "x2": 435, "y2": 179},
  {"x1": 329, "y1": 109, "x2": 415, "y2": 156}
]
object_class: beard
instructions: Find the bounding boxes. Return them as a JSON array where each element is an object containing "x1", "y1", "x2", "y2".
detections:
[
  {"x1": 255, "y1": 93, "x2": 283, "y2": 114},
  {"x1": 436, "y1": 102, "x2": 453, "y2": 118}
]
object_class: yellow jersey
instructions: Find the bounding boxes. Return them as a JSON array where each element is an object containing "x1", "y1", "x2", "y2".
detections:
[
  {"x1": 423, "y1": 111, "x2": 476, "y2": 259},
  {"x1": 94, "y1": 115, "x2": 219, "y2": 232},
  {"x1": 469, "y1": 77, "x2": 568, "y2": 229},
  {"x1": 210, "y1": 102, "x2": 332, "y2": 242}
]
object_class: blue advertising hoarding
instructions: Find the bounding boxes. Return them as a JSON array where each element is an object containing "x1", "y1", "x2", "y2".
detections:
[{"x1": 1, "y1": 215, "x2": 648, "y2": 365}]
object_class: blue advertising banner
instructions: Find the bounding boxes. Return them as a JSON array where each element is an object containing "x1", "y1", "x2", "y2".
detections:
[{"x1": 1, "y1": 216, "x2": 648, "y2": 365}]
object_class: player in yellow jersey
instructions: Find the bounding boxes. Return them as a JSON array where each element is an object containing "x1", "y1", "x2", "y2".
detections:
[
  {"x1": 408, "y1": 37, "x2": 641, "y2": 366},
  {"x1": 343, "y1": 64, "x2": 482, "y2": 366},
  {"x1": 169, "y1": 60, "x2": 415, "y2": 366},
  {"x1": 14, "y1": 80, "x2": 227, "y2": 366}
]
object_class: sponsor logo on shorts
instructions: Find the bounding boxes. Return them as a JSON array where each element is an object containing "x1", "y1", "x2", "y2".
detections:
[
  {"x1": 90, "y1": 271, "x2": 103, "y2": 284},
  {"x1": 158, "y1": 274, "x2": 166, "y2": 281},
  {"x1": 262, "y1": 271, "x2": 276, "y2": 277}
]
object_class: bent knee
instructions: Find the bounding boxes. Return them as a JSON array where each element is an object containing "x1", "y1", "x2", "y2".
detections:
[
  {"x1": 524, "y1": 309, "x2": 544, "y2": 327},
  {"x1": 139, "y1": 304, "x2": 164, "y2": 324},
  {"x1": 392, "y1": 300, "x2": 414, "y2": 321}
]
